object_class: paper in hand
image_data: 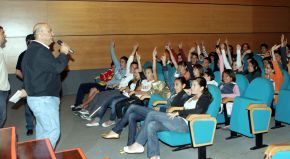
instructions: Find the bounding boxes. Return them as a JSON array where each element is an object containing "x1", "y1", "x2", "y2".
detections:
[{"x1": 9, "y1": 90, "x2": 23, "y2": 103}]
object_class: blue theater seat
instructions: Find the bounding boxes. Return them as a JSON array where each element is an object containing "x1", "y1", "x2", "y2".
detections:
[
  {"x1": 272, "y1": 72, "x2": 290, "y2": 129},
  {"x1": 217, "y1": 74, "x2": 249, "y2": 125},
  {"x1": 265, "y1": 144, "x2": 290, "y2": 159},
  {"x1": 227, "y1": 78, "x2": 274, "y2": 150},
  {"x1": 157, "y1": 85, "x2": 221, "y2": 158}
]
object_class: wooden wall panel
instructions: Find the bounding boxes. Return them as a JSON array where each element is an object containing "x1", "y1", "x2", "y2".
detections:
[
  {"x1": 48, "y1": 2, "x2": 268, "y2": 35},
  {"x1": 0, "y1": 2, "x2": 48, "y2": 37},
  {"x1": 47, "y1": 2, "x2": 288, "y2": 35},
  {"x1": 252, "y1": 6, "x2": 289, "y2": 32},
  {"x1": 21, "y1": 0, "x2": 290, "y2": 7}
]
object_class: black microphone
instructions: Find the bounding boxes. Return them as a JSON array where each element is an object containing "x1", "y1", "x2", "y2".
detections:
[{"x1": 57, "y1": 40, "x2": 74, "y2": 54}]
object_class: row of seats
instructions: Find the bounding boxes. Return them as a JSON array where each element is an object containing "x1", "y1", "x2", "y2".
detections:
[
  {"x1": 157, "y1": 77, "x2": 290, "y2": 158},
  {"x1": 143, "y1": 60, "x2": 290, "y2": 158}
]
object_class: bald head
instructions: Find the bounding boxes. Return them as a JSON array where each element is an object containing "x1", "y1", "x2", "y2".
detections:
[{"x1": 33, "y1": 23, "x2": 54, "y2": 46}]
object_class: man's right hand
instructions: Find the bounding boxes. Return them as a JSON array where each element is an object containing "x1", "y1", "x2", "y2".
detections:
[{"x1": 60, "y1": 42, "x2": 71, "y2": 55}]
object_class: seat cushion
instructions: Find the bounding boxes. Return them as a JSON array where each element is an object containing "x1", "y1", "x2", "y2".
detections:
[{"x1": 158, "y1": 131, "x2": 191, "y2": 146}]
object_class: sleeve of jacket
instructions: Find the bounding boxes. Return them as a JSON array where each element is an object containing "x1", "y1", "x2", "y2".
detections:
[
  {"x1": 38, "y1": 48, "x2": 68, "y2": 73},
  {"x1": 280, "y1": 47, "x2": 288, "y2": 70}
]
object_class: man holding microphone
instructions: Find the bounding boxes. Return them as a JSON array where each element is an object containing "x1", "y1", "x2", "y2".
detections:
[{"x1": 22, "y1": 23, "x2": 71, "y2": 148}]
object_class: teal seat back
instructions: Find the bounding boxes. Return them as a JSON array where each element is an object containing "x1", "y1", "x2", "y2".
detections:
[
  {"x1": 214, "y1": 71, "x2": 221, "y2": 85},
  {"x1": 287, "y1": 74, "x2": 290, "y2": 90},
  {"x1": 206, "y1": 85, "x2": 222, "y2": 118},
  {"x1": 236, "y1": 74, "x2": 249, "y2": 96},
  {"x1": 275, "y1": 89, "x2": 290, "y2": 124},
  {"x1": 230, "y1": 78, "x2": 274, "y2": 137},
  {"x1": 280, "y1": 70, "x2": 290, "y2": 90},
  {"x1": 244, "y1": 78, "x2": 274, "y2": 106}
]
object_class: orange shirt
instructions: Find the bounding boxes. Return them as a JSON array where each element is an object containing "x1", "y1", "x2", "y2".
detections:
[{"x1": 266, "y1": 61, "x2": 283, "y2": 92}]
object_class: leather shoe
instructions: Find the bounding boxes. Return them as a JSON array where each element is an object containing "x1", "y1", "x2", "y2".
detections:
[{"x1": 26, "y1": 129, "x2": 33, "y2": 136}]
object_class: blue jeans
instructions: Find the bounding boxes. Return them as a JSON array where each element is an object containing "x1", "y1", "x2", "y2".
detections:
[
  {"x1": 24, "y1": 100, "x2": 34, "y2": 130},
  {"x1": 27, "y1": 96, "x2": 60, "y2": 148},
  {"x1": 87, "y1": 90, "x2": 123, "y2": 119},
  {"x1": 0, "y1": 91, "x2": 9, "y2": 128},
  {"x1": 95, "y1": 95, "x2": 126, "y2": 120},
  {"x1": 112, "y1": 105, "x2": 152, "y2": 145},
  {"x1": 136, "y1": 111, "x2": 189, "y2": 158}
]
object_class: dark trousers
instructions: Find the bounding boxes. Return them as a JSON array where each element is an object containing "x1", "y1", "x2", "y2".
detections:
[
  {"x1": 115, "y1": 96, "x2": 148, "y2": 118},
  {"x1": 24, "y1": 99, "x2": 34, "y2": 130},
  {"x1": 74, "y1": 82, "x2": 106, "y2": 106},
  {"x1": 0, "y1": 91, "x2": 9, "y2": 128}
]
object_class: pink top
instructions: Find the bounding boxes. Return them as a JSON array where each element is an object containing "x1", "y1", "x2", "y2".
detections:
[
  {"x1": 220, "y1": 84, "x2": 240, "y2": 98},
  {"x1": 219, "y1": 54, "x2": 240, "y2": 98}
]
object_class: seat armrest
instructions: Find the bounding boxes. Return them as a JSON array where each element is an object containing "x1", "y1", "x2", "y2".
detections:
[
  {"x1": 247, "y1": 103, "x2": 272, "y2": 135},
  {"x1": 222, "y1": 97, "x2": 234, "y2": 104},
  {"x1": 152, "y1": 100, "x2": 167, "y2": 107},
  {"x1": 167, "y1": 106, "x2": 183, "y2": 113},
  {"x1": 186, "y1": 114, "x2": 211, "y2": 121},
  {"x1": 265, "y1": 144, "x2": 290, "y2": 159},
  {"x1": 246, "y1": 104, "x2": 267, "y2": 110}
]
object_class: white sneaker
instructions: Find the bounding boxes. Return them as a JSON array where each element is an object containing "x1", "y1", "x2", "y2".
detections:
[
  {"x1": 86, "y1": 122, "x2": 99, "y2": 127},
  {"x1": 70, "y1": 105, "x2": 75, "y2": 108},
  {"x1": 80, "y1": 114, "x2": 92, "y2": 121},
  {"x1": 79, "y1": 109, "x2": 89, "y2": 115},
  {"x1": 102, "y1": 121, "x2": 116, "y2": 127},
  {"x1": 123, "y1": 145, "x2": 144, "y2": 154},
  {"x1": 72, "y1": 105, "x2": 82, "y2": 111}
]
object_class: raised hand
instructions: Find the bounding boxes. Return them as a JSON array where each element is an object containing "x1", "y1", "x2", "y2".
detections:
[
  {"x1": 153, "y1": 47, "x2": 158, "y2": 58},
  {"x1": 165, "y1": 44, "x2": 171, "y2": 51},
  {"x1": 225, "y1": 38, "x2": 229, "y2": 46},
  {"x1": 216, "y1": 47, "x2": 221, "y2": 55},
  {"x1": 244, "y1": 49, "x2": 252, "y2": 54},
  {"x1": 189, "y1": 46, "x2": 196, "y2": 53},
  {"x1": 133, "y1": 43, "x2": 139, "y2": 52},
  {"x1": 281, "y1": 34, "x2": 287, "y2": 47},
  {"x1": 271, "y1": 44, "x2": 281, "y2": 61},
  {"x1": 136, "y1": 52, "x2": 141, "y2": 61},
  {"x1": 166, "y1": 42, "x2": 172, "y2": 50},
  {"x1": 178, "y1": 42, "x2": 183, "y2": 49},
  {"x1": 111, "y1": 41, "x2": 115, "y2": 48},
  {"x1": 216, "y1": 38, "x2": 221, "y2": 46},
  {"x1": 236, "y1": 44, "x2": 241, "y2": 51},
  {"x1": 220, "y1": 43, "x2": 225, "y2": 50},
  {"x1": 271, "y1": 44, "x2": 281, "y2": 52}
]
